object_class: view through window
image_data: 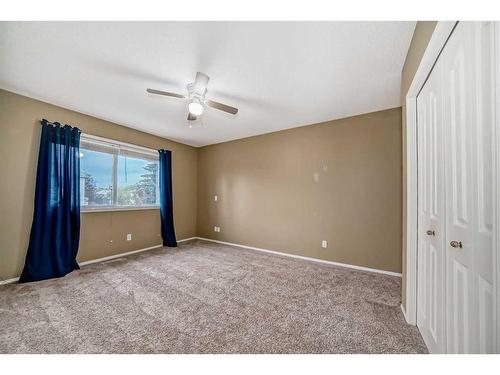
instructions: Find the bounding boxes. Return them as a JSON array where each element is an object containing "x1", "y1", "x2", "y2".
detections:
[{"x1": 80, "y1": 136, "x2": 159, "y2": 210}]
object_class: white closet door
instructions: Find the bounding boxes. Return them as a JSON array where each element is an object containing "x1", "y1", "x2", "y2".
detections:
[
  {"x1": 441, "y1": 21, "x2": 496, "y2": 354},
  {"x1": 416, "y1": 53, "x2": 446, "y2": 354},
  {"x1": 470, "y1": 21, "x2": 496, "y2": 354}
]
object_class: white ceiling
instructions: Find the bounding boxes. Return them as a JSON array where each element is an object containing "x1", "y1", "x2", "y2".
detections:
[{"x1": 0, "y1": 22, "x2": 415, "y2": 147}]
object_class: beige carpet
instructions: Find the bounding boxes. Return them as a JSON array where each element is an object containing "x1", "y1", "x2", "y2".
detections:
[{"x1": 0, "y1": 240, "x2": 427, "y2": 353}]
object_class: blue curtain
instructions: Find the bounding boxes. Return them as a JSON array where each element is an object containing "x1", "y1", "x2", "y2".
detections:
[
  {"x1": 19, "y1": 119, "x2": 81, "y2": 283},
  {"x1": 158, "y1": 149, "x2": 177, "y2": 247}
]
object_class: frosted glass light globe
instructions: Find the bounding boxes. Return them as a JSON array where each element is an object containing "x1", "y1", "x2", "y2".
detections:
[{"x1": 188, "y1": 101, "x2": 204, "y2": 116}]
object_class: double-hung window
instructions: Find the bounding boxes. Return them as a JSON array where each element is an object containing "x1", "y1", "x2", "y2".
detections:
[{"x1": 79, "y1": 134, "x2": 160, "y2": 211}]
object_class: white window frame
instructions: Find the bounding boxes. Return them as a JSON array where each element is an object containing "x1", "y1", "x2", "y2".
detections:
[{"x1": 80, "y1": 133, "x2": 160, "y2": 213}]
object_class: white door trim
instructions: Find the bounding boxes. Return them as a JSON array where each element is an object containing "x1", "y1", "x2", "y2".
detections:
[
  {"x1": 495, "y1": 21, "x2": 500, "y2": 353},
  {"x1": 404, "y1": 21, "x2": 457, "y2": 325}
]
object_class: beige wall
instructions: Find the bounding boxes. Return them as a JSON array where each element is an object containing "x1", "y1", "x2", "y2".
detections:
[
  {"x1": 197, "y1": 108, "x2": 403, "y2": 273},
  {"x1": 400, "y1": 21, "x2": 438, "y2": 305},
  {"x1": 1, "y1": 89, "x2": 407, "y2": 279},
  {"x1": 0, "y1": 89, "x2": 198, "y2": 280}
]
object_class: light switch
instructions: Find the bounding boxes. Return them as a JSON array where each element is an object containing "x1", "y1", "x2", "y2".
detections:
[
  {"x1": 214, "y1": 195, "x2": 218, "y2": 202},
  {"x1": 127, "y1": 234, "x2": 132, "y2": 241},
  {"x1": 321, "y1": 240, "x2": 327, "y2": 248}
]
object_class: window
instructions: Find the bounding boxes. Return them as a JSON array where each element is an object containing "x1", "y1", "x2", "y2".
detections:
[{"x1": 80, "y1": 135, "x2": 159, "y2": 211}]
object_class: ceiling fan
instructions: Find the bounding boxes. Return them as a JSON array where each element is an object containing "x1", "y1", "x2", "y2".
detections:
[{"x1": 146, "y1": 72, "x2": 238, "y2": 121}]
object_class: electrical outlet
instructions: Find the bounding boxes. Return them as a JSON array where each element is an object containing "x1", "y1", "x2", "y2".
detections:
[
  {"x1": 214, "y1": 195, "x2": 218, "y2": 202},
  {"x1": 127, "y1": 234, "x2": 132, "y2": 241},
  {"x1": 321, "y1": 240, "x2": 328, "y2": 248},
  {"x1": 214, "y1": 226, "x2": 221, "y2": 233}
]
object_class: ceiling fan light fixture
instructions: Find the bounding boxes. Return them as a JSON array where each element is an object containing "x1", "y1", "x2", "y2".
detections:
[
  {"x1": 188, "y1": 99, "x2": 204, "y2": 116},
  {"x1": 147, "y1": 72, "x2": 238, "y2": 118}
]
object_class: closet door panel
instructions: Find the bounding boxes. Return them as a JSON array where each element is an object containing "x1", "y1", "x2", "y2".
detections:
[
  {"x1": 443, "y1": 21, "x2": 475, "y2": 354},
  {"x1": 417, "y1": 55, "x2": 446, "y2": 353},
  {"x1": 472, "y1": 21, "x2": 496, "y2": 353},
  {"x1": 417, "y1": 96, "x2": 428, "y2": 329},
  {"x1": 442, "y1": 21, "x2": 496, "y2": 353}
]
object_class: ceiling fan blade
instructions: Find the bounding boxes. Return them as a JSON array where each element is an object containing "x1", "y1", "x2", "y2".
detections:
[
  {"x1": 205, "y1": 99, "x2": 238, "y2": 115},
  {"x1": 146, "y1": 88, "x2": 185, "y2": 99},
  {"x1": 187, "y1": 113, "x2": 197, "y2": 121},
  {"x1": 194, "y1": 72, "x2": 210, "y2": 92}
]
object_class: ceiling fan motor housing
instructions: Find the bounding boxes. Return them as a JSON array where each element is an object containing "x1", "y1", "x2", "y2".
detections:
[{"x1": 187, "y1": 82, "x2": 207, "y2": 100}]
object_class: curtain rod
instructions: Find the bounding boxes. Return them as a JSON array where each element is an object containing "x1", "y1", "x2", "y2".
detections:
[
  {"x1": 41, "y1": 119, "x2": 169, "y2": 156},
  {"x1": 41, "y1": 118, "x2": 81, "y2": 130}
]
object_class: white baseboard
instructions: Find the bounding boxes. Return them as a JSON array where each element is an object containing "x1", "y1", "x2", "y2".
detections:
[
  {"x1": 78, "y1": 244, "x2": 163, "y2": 266},
  {"x1": 401, "y1": 304, "x2": 410, "y2": 323},
  {"x1": 0, "y1": 277, "x2": 20, "y2": 285},
  {"x1": 0, "y1": 237, "x2": 196, "y2": 285},
  {"x1": 177, "y1": 237, "x2": 198, "y2": 244},
  {"x1": 79, "y1": 237, "x2": 196, "y2": 266},
  {"x1": 196, "y1": 237, "x2": 402, "y2": 278}
]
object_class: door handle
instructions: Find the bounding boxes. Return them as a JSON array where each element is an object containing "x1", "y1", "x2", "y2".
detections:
[
  {"x1": 426, "y1": 230, "x2": 435, "y2": 236},
  {"x1": 450, "y1": 241, "x2": 463, "y2": 249}
]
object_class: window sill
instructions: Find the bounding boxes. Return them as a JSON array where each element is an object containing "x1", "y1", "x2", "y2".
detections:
[{"x1": 81, "y1": 206, "x2": 160, "y2": 213}]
